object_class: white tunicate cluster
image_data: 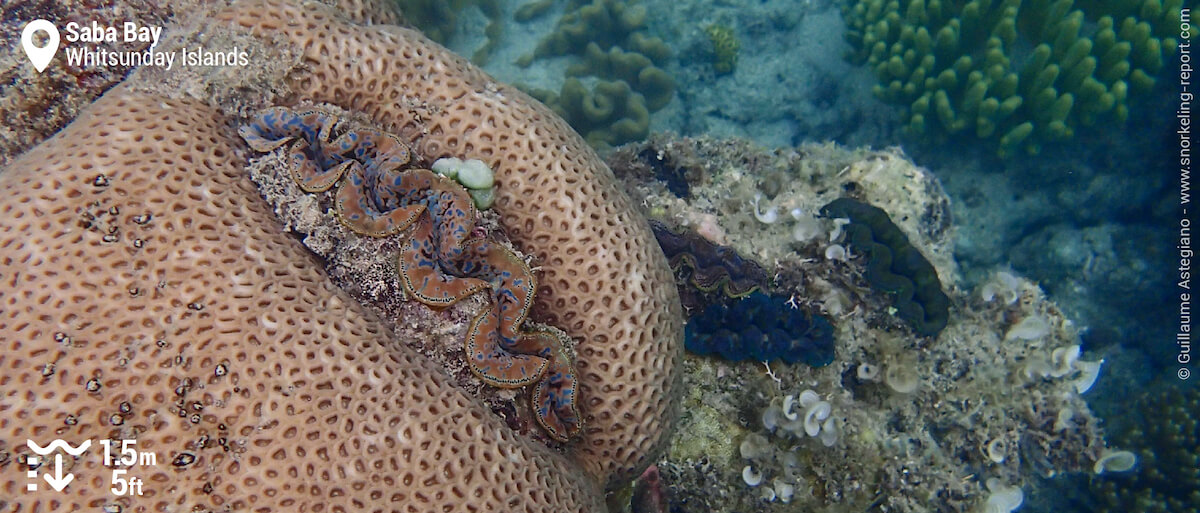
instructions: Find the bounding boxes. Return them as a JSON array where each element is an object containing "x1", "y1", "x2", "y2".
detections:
[
  {"x1": 824, "y1": 244, "x2": 848, "y2": 261},
  {"x1": 985, "y1": 438, "x2": 1007, "y2": 463},
  {"x1": 738, "y1": 433, "x2": 808, "y2": 504},
  {"x1": 740, "y1": 389, "x2": 845, "y2": 503},
  {"x1": 765, "y1": 390, "x2": 838, "y2": 447},
  {"x1": 980, "y1": 271, "x2": 1021, "y2": 305},
  {"x1": 1023, "y1": 344, "x2": 1104, "y2": 393},
  {"x1": 884, "y1": 363, "x2": 919, "y2": 394},
  {"x1": 1072, "y1": 360, "x2": 1103, "y2": 394},
  {"x1": 856, "y1": 362, "x2": 880, "y2": 381},
  {"x1": 770, "y1": 479, "x2": 794, "y2": 502},
  {"x1": 740, "y1": 433, "x2": 771, "y2": 460},
  {"x1": 1093, "y1": 450, "x2": 1138, "y2": 474},
  {"x1": 742, "y1": 465, "x2": 764, "y2": 486},
  {"x1": 820, "y1": 287, "x2": 850, "y2": 316},
  {"x1": 746, "y1": 196, "x2": 840, "y2": 244},
  {"x1": 752, "y1": 193, "x2": 780, "y2": 224},
  {"x1": 1005, "y1": 316, "x2": 1050, "y2": 341},
  {"x1": 1024, "y1": 345, "x2": 1080, "y2": 378},
  {"x1": 756, "y1": 477, "x2": 797, "y2": 502},
  {"x1": 983, "y1": 478, "x2": 1024, "y2": 513},
  {"x1": 828, "y1": 217, "x2": 851, "y2": 242},
  {"x1": 791, "y1": 208, "x2": 824, "y2": 242}
]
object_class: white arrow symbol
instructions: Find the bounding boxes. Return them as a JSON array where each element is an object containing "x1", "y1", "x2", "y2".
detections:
[{"x1": 42, "y1": 454, "x2": 74, "y2": 492}]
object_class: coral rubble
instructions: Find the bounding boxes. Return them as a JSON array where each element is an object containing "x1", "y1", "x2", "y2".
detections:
[{"x1": 608, "y1": 134, "x2": 1125, "y2": 513}]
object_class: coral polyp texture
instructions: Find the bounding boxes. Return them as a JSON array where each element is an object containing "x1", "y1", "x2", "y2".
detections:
[
  {"x1": 239, "y1": 106, "x2": 581, "y2": 441},
  {"x1": 217, "y1": 0, "x2": 685, "y2": 486},
  {"x1": 1084, "y1": 384, "x2": 1200, "y2": 513},
  {"x1": 0, "y1": 88, "x2": 604, "y2": 512}
]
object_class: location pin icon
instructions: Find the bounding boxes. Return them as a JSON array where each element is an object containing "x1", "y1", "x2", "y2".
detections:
[{"x1": 21, "y1": 20, "x2": 60, "y2": 73}]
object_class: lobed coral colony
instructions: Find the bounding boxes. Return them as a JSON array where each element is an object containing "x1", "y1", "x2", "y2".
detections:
[
  {"x1": 518, "y1": 0, "x2": 675, "y2": 148},
  {"x1": 0, "y1": 0, "x2": 684, "y2": 511}
]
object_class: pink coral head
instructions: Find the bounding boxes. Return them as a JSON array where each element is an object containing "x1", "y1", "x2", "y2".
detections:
[
  {"x1": 631, "y1": 464, "x2": 668, "y2": 513},
  {"x1": 639, "y1": 464, "x2": 661, "y2": 484}
]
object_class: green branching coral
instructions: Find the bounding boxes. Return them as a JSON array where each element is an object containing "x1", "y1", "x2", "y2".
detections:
[
  {"x1": 517, "y1": 0, "x2": 674, "y2": 148},
  {"x1": 841, "y1": 0, "x2": 1183, "y2": 156},
  {"x1": 705, "y1": 24, "x2": 740, "y2": 74},
  {"x1": 821, "y1": 198, "x2": 950, "y2": 337}
]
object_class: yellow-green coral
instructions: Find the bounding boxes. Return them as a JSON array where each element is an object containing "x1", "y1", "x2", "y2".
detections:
[
  {"x1": 841, "y1": 0, "x2": 1183, "y2": 157},
  {"x1": 528, "y1": 78, "x2": 652, "y2": 149},
  {"x1": 567, "y1": 43, "x2": 675, "y2": 110},
  {"x1": 705, "y1": 24, "x2": 739, "y2": 74},
  {"x1": 520, "y1": 0, "x2": 660, "y2": 62}
]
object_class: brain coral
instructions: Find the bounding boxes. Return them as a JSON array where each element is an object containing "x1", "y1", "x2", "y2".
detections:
[
  {"x1": 0, "y1": 0, "x2": 683, "y2": 508},
  {"x1": 218, "y1": 0, "x2": 685, "y2": 486},
  {"x1": 0, "y1": 88, "x2": 603, "y2": 511}
]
